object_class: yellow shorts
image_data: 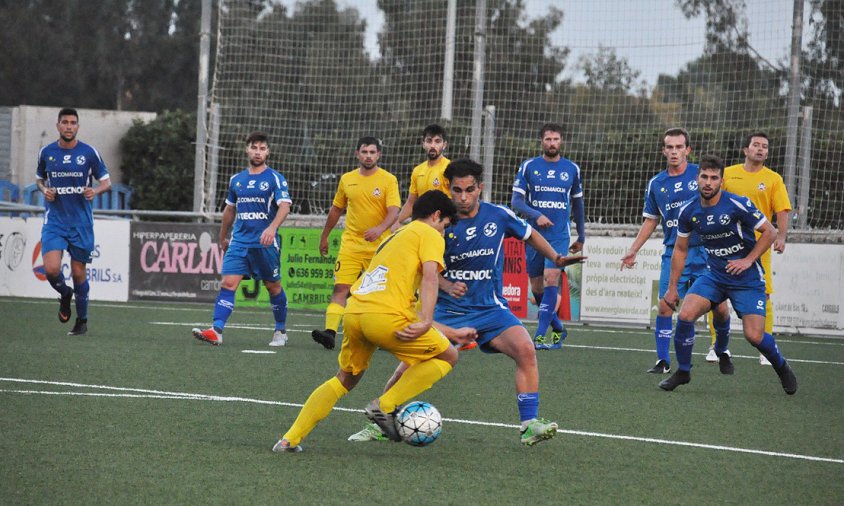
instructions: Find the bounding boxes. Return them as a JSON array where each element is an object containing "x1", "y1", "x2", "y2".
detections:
[
  {"x1": 338, "y1": 312, "x2": 451, "y2": 376},
  {"x1": 333, "y1": 243, "x2": 375, "y2": 286}
]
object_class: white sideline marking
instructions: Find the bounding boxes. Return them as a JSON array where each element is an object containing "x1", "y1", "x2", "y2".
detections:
[
  {"x1": 1, "y1": 377, "x2": 841, "y2": 465},
  {"x1": 242, "y1": 350, "x2": 276, "y2": 354}
]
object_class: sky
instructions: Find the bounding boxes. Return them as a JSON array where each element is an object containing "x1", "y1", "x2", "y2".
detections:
[{"x1": 309, "y1": 0, "x2": 807, "y2": 88}]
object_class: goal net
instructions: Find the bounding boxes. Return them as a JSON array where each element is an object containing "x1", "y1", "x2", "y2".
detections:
[{"x1": 206, "y1": 0, "x2": 843, "y2": 233}]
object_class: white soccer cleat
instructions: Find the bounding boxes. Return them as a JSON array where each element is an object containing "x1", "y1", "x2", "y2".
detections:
[
  {"x1": 269, "y1": 330, "x2": 288, "y2": 347},
  {"x1": 759, "y1": 354, "x2": 772, "y2": 366},
  {"x1": 705, "y1": 346, "x2": 718, "y2": 363}
]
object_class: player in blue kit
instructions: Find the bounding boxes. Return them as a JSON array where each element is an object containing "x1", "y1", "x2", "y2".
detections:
[
  {"x1": 36, "y1": 108, "x2": 111, "y2": 336},
  {"x1": 349, "y1": 159, "x2": 585, "y2": 445},
  {"x1": 192, "y1": 131, "x2": 292, "y2": 347},
  {"x1": 621, "y1": 128, "x2": 729, "y2": 374},
  {"x1": 510, "y1": 123, "x2": 585, "y2": 350},
  {"x1": 659, "y1": 155, "x2": 797, "y2": 394}
]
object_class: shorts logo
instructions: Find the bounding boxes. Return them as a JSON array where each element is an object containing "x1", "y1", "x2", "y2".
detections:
[
  {"x1": 483, "y1": 222, "x2": 497, "y2": 237},
  {"x1": 719, "y1": 214, "x2": 731, "y2": 225},
  {"x1": 465, "y1": 226, "x2": 477, "y2": 241},
  {"x1": 76, "y1": 155, "x2": 86, "y2": 165},
  {"x1": 260, "y1": 181, "x2": 269, "y2": 191},
  {"x1": 372, "y1": 188, "x2": 382, "y2": 197}
]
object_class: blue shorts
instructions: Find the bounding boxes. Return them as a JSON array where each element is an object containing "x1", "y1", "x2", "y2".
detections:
[
  {"x1": 41, "y1": 223, "x2": 94, "y2": 264},
  {"x1": 526, "y1": 235, "x2": 570, "y2": 278},
  {"x1": 434, "y1": 305, "x2": 522, "y2": 354},
  {"x1": 688, "y1": 274, "x2": 766, "y2": 318},
  {"x1": 659, "y1": 245, "x2": 707, "y2": 299},
  {"x1": 221, "y1": 244, "x2": 281, "y2": 281}
]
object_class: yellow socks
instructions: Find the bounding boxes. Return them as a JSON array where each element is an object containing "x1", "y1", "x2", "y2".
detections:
[
  {"x1": 325, "y1": 302, "x2": 345, "y2": 332},
  {"x1": 282, "y1": 376, "x2": 348, "y2": 445},
  {"x1": 379, "y1": 359, "x2": 452, "y2": 413}
]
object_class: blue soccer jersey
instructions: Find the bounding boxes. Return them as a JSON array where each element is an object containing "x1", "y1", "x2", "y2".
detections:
[
  {"x1": 438, "y1": 202, "x2": 530, "y2": 312},
  {"x1": 36, "y1": 140, "x2": 109, "y2": 228},
  {"x1": 643, "y1": 164, "x2": 701, "y2": 248},
  {"x1": 511, "y1": 156, "x2": 582, "y2": 240},
  {"x1": 677, "y1": 190, "x2": 767, "y2": 288},
  {"x1": 225, "y1": 167, "x2": 292, "y2": 248}
]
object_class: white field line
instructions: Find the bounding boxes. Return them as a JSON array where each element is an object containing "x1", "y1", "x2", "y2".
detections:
[{"x1": 0, "y1": 377, "x2": 841, "y2": 465}]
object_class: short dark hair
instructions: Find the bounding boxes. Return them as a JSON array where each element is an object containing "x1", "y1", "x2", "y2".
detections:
[
  {"x1": 58, "y1": 108, "x2": 78, "y2": 121},
  {"x1": 539, "y1": 123, "x2": 563, "y2": 138},
  {"x1": 422, "y1": 124, "x2": 447, "y2": 141},
  {"x1": 698, "y1": 154, "x2": 725, "y2": 177},
  {"x1": 412, "y1": 190, "x2": 458, "y2": 223},
  {"x1": 663, "y1": 127, "x2": 690, "y2": 148},
  {"x1": 245, "y1": 131, "x2": 269, "y2": 145},
  {"x1": 444, "y1": 158, "x2": 483, "y2": 183},
  {"x1": 743, "y1": 131, "x2": 770, "y2": 149},
  {"x1": 356, "y1": 136, "x2": 382, "y2": 152}
]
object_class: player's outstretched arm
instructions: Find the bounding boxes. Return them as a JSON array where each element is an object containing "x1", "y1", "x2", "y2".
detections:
[
  {"x1": 431, "y1": 321, "x2": 477, "y2": 346},
  {"x1": 621, "y1": 217, "x2": 659, "y2": 270},
  {"x1": 524, "y1": 227, "x2": 581, "y2": 267}
]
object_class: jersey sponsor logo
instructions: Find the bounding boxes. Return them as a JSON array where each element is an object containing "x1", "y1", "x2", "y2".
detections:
[
  {"x1": 445, "y1": 269, "x2": 493, "y2": 281},
  {"x1": 664, "y1": 200, "x2": 684, "y2": 211},
  {"x1": 55, "y1": 186, "x2": 86, "y2": 195},
  {"x1": 247, "y1": 180, "x2": 256, "y2": 188},
  {"x1": 530, "y1": 200, "x2": 567, "y2": 209},
  {"x1": 664, "y1": 219, "x2": 678, "y2": 228},
  {"x1": 260, "y1": 181, "x2": 269, "y2": 191},
  {"x1": 449, "y1": 248, "x2": 494, "y2": 263},
  {"x1": 719, "y1": 214, "x2": 731, "y2": 225},
  {"x1": 237, "y1": 197, "x2": 266, "y2": 203},
  {"x1": 483, "y1": 222, "x2": 498, "y2": 237},
  {"x1": 76, "y1": 155, "x2": 86, "y2": 165},
  {"x1": 354, "y1": 265, "x2": 388, "y2": 295},
  {"x1": 535, "y1": 185, "x2": 567, "y2": 193},
  {"x1": 706, "y1": 215, "x2": 715, "y2": 224},
  {"x1": 53, "y1": 171, "x2": 85, "y2": 178},
  {"x1": 63, "y1": 155, "x2": 72, "y2": 164},
  {"x1": 674, "y1": 181, "x2": 684, "y2": 192},
  {"x1": 547, "y1": 170, "x2": 555, "y2": 178},
  {"x1": 237, "y1": 211, "x2": 268, "y2": 220},
  {"x1": 465, "y1": 226, "x2": 477, "y2": 241},
  {"x1": 702, "y1": 231, "x2": 734, "y2": 240},
  {"x1": 705, "y1": 243, "x2": 745, "y2": 257}
]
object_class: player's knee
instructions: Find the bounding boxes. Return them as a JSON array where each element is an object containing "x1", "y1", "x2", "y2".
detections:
[{"x1": 437, "y1": 345, "x2": 459, "y2": 366}]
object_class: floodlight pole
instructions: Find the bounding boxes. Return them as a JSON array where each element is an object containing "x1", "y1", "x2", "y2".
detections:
[
  {"x1": 783, "y1": 0, "x2": 803, "y2": 218},
  {"x1": 470, "y1": 0, "x2": 486, "y2": 163},
  {"x1": 193, "y1": 0, "x2": 212, "y2": 216},
  {"x1": 441, "y1": 0, "x2": 457, "y2": 122}
]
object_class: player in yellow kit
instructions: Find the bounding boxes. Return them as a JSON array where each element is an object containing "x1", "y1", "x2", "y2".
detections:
[
  {"x1": 273, "y1": 191, "x2": 476, "y2": 452},
  {"x1": 392, "y1": 124, "x2": 451, "y2": 230},
  {"x1": 721, "y1": 131, "x2": 792, "y2": 365},
  {"x1": 312, "y1": 137, "x2": 401, "y2": 350}
]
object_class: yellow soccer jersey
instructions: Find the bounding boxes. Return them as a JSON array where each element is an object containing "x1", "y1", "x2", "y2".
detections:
[
  {"x1": 723, "y1": 164, "x2": 792, "y2": 221},
  {"x1": 345, "y1": 220, "x2": 445, "y2": 319},
  {"x1": 409, "y1": 156, "x2": 451, "y2": 198},
  {"x1": 333, "y1": 167, "x2": 401, "y2": 248}
]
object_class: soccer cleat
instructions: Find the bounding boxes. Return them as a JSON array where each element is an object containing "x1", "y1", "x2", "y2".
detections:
[
  {"x1": 773, "y1": 359, "x2": 798, "y2": 395},
  {"x1": 67, "y1": 318, "x2": 87, "y2": 336},
  {"x1": 759, "y1": 354, "x2": 772, "y2": 366},
  {"x1": 192, "y1": 327, "x2": 222, "y2": 346},
  {"x1": 348, "y1": 423, "x2": 388, "y2": 442},
  {"x1": 458, "y1": 341, "x2": 477, "y2": 351},
  {"x1": 364, "y1": 399, "x2": 402, "y2": 442},
  {"x1": 705, "y1": 345, "x2": 718, "y2": 363},
  {"x1": 58, "y1": 292, "x2": 73, "y2": 323},
  {"x1": 520, "y1": 418, "x2": 558, "y2": 446},
  {"x1": 716, "y1": 351, "x2": 734, "y2": 375},
  {"x1": 272, "y1": 439, "x2": 303, "y2": 453},
  {"x1": 647, "y1": 359, "x2": 670, "y2": 374},
  {"x1": 312, "y1": 329, "x2": 336, "y2": 350},
  {"x1": 548, "y1": 328, "x2": 568, "y2": 349},
  {"x1": 269, "y1": 330, "x2": 288, "y2": 347},
  {"x1": 533, "y1": 334, "x2": 550, "y2": 350},
  {"x1": 659, "y1": 370, "x2": 691, "y2": 391}
]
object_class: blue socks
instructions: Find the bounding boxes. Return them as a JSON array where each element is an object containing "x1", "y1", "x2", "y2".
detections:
[
  {"x1": 73, "y1": 281, "x2": 89, "y2": 320},
  {"x1": 517, "y1": 392, "x2": 540, "y2": 423},
  {"x1": 673, "y1": 319, "x2": 696, "y2": 372},
  {"x1": 535, "y1": 286, "x2": 559, "y2": 339},
  {"x1": 270, "y1": 290, "x2": 288, "y2": 331},
  {"x1": 212, "y1": 288, "x2": 236, "y2": 333},
  {"x1": 714, "y1": 317, "x2": 731, "y2": 354},
  {"x1": 655, "y1": 315, "x2": 673, "y2": 363},
  {"x1": 755, "y1": 333, "x2": 785, "y2": 367},
  {"x1": 533, "y1": 290, "x2": 564, "y2": 332}
]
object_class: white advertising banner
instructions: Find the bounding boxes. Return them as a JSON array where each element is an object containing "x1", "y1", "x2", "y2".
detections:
[
  {"x1": 580, "y1": 236, "x2": 664, "y2": 324},
  {"x1": 0, "y1": 217, "x2": 129, "y2": 301}
]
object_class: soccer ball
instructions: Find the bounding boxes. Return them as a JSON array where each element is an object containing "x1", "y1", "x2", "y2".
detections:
[{"x1": 395, "y1": 401, "x2": 442, "y2": 447}]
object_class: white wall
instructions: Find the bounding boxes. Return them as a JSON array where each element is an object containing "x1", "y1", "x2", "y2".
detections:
[{"x1": 9, "y1": 106, "x2": 156, "y2": 188}]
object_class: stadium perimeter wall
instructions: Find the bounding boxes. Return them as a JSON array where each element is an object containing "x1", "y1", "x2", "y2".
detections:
[{"x1": 0, "y1": 217, "x2": 841, "y2": 335}]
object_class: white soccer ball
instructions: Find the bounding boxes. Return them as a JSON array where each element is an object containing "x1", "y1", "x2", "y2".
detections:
[{"x1": 396, "y1": 401, "x2": 442, "y2": 447}]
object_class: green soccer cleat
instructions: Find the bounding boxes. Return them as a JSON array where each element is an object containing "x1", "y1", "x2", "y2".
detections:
[
  {"x1": 520, "y1": 418, "x2": 558, "y2": 446},
  {"x1": 348, "y1": 423, "x2": 388, "y2": 442}
]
